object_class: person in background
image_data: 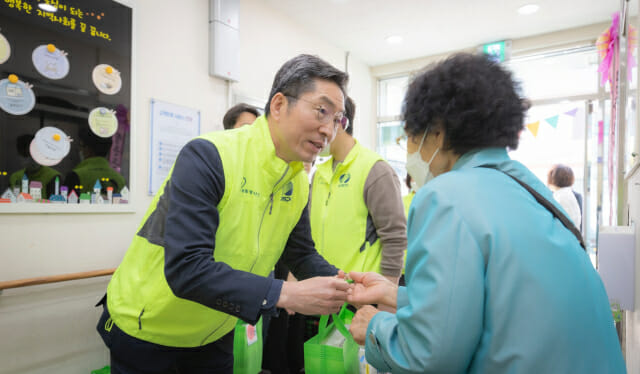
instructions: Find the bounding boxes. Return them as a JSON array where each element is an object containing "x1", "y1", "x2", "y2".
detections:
[
  {"x1": 97, "y1": 54, "x2": 352, "y2": 374},
  {"x1": 399, "y1": 173, "x2": 415, "y2": 287},
  {"x1": 310, "y1": 96, "x2": 406, "y2": 292},
  {"x1": 9, "y1": 134, "x2": 61, "y2": 198},
  {"x1": 547, "y1": 163, "x2": 582, "y2": 229},
  {"x1": 347, "y1": 53, "x2": 625, "y2": 374},
  {"x1": 64, "y1": 128, "x2": 126, "y2": 195},
  {"x1": 222, "y1": 103, "x2": 259, "y2": 130},
  {"x1": 402, "y1": 174, "x2": 415, "y2": 216}
]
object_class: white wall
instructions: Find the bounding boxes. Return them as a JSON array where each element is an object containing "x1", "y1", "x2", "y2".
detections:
[
  {"x1": 234, "y1": 0, "x2": 375, "y2": 148},
  {"x1": 0, "y1": 1, "x2": 374, "y2": 373}
]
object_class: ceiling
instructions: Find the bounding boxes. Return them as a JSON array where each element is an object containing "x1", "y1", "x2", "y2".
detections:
[{"x1": 263, "y1": 0, "x2": 637, "y2": 66}]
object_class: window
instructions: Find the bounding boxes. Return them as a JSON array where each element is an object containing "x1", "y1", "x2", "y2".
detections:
[{"x1": 377, "y1": 76, "x2": 409, "y2": 193}]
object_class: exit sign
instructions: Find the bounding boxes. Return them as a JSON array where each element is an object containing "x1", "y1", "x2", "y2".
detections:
[{"x1": 483, "y1": 41, "x2": 511, "y2": 62}]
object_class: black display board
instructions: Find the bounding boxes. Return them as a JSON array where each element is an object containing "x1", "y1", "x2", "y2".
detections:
[{"x1": 0, "y1": 0, "x2": 132, "y2": 205}]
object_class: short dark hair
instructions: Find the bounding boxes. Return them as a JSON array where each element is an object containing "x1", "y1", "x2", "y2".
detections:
[
  {"x1": 403, "y1": 53, "x2": 528, "y2": 155},
  {"x1": 548, "y1": 164, "x2": 575, "y2": 187},
  {"x1": 344, "y1": 96, "x2": 355, "y2": 135},
  {"x1": 265, "y1": 54, "x2": 349, "y2": 116},
  {"x1": 222, "y1": 103, "x2": 259, "y2": 130}
]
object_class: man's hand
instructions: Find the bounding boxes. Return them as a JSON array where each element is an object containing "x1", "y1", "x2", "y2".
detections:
[
  {"x1": 349, "y1": 305, "x2": 379, "y2": 345},
  {"x1": 277, "y1": 276, "x2": 351, "y2": 315},
  {"x1": 347, "y1": 271, "x2": 398, "y2": 309},
  {"x1": 284, "y1": 272, "x2": 298, "y2": 315}
]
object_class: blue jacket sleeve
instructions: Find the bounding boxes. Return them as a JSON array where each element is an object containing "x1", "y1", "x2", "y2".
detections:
[
  {"x1": 365, "y1": 187, "x2": 485, "y2": 373},
  {"x1": 161, "y1": 138, "x2": 281, "y2": 325}
]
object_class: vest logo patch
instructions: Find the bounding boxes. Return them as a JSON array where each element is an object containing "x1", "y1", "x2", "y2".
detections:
[
  {"x1": 281, "y1": 181, "x2": 293, "y2": 202},
  {"x1": 240, "y1": 177, "x2": 260, "y2": 197},
  {"x1": 338, "y1": 173, "x2": 351, "y2": 187}
]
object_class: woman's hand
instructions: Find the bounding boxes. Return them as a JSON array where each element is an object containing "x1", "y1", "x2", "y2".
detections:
[
  {"x1": 347, "y1": 271, "x2": 398, "y2": 309},
  {"x1": 349, "y1": 305, "x2": 379, "y2": 345}
]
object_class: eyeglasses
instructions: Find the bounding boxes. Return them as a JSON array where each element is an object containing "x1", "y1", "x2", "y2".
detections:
[{"x1": 286, "y1": 95, "x2": 350, "y2": 133}]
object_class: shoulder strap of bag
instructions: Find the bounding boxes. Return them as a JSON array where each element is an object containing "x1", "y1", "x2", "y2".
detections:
[{"x1": 478, "y1": 165, "x2": 586, "y2": 251}]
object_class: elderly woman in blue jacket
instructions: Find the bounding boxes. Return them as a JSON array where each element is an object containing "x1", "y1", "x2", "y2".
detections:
[{"x1": 347, "y1": 53, "x2": 625, "y2": 374}]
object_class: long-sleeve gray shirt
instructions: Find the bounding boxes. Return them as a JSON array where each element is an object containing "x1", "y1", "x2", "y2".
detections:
[{"x1": 311, "y1": 159, "x2": 407, "y2": 277}]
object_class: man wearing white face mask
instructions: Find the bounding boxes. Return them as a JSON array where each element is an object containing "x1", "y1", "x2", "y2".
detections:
[{"x1": 310, "y1": 97, "x2": 406, "y2": 289}]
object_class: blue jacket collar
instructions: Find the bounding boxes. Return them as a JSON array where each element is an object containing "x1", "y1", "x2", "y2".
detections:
[{"x1": 452, "y1": 148, "x2": 511, "y2": 171}]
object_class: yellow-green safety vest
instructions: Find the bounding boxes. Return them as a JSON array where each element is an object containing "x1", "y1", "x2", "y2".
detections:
[
  {"x1": 401, "y1": 191, "x2": 415, "y2": 275},
  {"x1": 310, "y1": 141, "x2": 383, "y2": 273},
  {"x1": 107, "y1": 116, "x2": 308, "y2": 347}
]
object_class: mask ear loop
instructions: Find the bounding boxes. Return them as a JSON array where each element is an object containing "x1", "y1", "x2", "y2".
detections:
[
  {"x1": 416, "y1": 129, "x2": 428, "y2": 153},
  {"x1": 427, "y1": 147, "x2": 439, "y2": 163}
]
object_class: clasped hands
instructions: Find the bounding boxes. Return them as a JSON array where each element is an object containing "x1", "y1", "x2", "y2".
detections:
[
  {"x1": 346, "y1": 271, "x2": 398, "y2": 345},
  {"x1": 276, "y1": 270, "x2": 398, "y2": 346}
]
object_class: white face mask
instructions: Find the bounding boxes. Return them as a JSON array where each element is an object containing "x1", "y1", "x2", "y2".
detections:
[{"x1": 406, "y1": 131, "x2": 439, "y2": 190}]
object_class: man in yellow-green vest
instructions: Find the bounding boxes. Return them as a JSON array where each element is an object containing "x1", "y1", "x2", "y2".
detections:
[
  {"x1": 400, "y1": 174, "x2": 416, "y2": 286},
  {"x1": 310, "y1": 97, "x2": 407, "y2": 296},
  {"x1": 96, "y1": 55, "x2": 352, "y2": 374}
]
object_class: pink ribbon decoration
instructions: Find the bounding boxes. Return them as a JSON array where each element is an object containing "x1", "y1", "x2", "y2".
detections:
[
  {"x1": 597, "y1": 13, "x2": 619, "y2": 86},
  {"x1": 597, "y1": 12, "x2": 638, "y2": 87}
]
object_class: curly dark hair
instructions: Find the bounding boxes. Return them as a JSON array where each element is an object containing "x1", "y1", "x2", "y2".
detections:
[{"x1": 403, "y1": 53, "x2": 528, "y2": 155}]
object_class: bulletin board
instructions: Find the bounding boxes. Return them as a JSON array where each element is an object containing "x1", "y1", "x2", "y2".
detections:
[{"x1": 0, "y1": 0, "x2": 133, "y2": 212}]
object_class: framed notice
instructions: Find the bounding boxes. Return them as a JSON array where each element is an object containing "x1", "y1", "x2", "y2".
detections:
[{"x1": 149, "y1": 99, "x2": 200, "y2": 195}]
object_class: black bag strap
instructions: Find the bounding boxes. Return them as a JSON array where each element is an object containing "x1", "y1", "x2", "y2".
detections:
[{"x1": 478, "y1": 165, "x2": 586, "y2": 251}]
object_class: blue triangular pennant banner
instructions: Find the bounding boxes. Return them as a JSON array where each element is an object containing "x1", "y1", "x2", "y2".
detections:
[{"x1": 545, "y1": 115, "x2": 559, "y2": 128}]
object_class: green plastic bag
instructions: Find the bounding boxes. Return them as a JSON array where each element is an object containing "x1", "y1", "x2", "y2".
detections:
[
  {"x1": 233, "y1": 317, "x2": 263, "y2": 374},
  {"x1": 90, "y1": 366, "x2": 110, "y2": 374},
  {"x1": 304, "y1": 304, "x2": 359, "y2": 374}
]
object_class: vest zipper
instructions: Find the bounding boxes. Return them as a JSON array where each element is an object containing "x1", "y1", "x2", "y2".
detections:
[
  {"x1": 268, "y1": 193, "x2": 274, "y2": 214},
  {"x1": 138, "y1": 308, "x2": 145, "y2": 330},
  {"x1": 320, "y1": 164, "x2": 341, "y2": 253},
  {"x1": 251, "y1": 165, "x2": 289, "y2": 272},
  {"x1": 200, "y1": 166, "x2": 290, "y2": 346}
]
